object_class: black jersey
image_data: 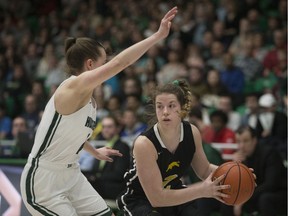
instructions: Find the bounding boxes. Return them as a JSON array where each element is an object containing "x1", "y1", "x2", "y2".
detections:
[{"x1": 118, "y1": 121, "x2": 196, "y2": 206}]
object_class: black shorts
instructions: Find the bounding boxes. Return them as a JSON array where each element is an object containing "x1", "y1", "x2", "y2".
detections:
[{"x1": 118, "y1": 194, "x2": 199, "y2": 216}]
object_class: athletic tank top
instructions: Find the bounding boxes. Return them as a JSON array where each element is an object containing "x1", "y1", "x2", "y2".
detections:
[
  {"x1": 30, "y1": 76, "x2": 97, "y2": 164},
  {"x1": 123, "y1": 121, "x2": 196, "y2": 197}
]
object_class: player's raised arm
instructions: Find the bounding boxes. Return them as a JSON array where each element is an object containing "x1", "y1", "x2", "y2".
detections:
[
  {"x1": 55, "y1": 6, "x2": 178, "y2": 115},
  {"x1": 80, "y1": 6, "x2": 178, "y2": 90}
]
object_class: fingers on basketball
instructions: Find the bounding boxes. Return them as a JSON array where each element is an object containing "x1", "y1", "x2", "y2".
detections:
[{"x1": 212, "y1": 161, "x2": 255, "y2": 206}]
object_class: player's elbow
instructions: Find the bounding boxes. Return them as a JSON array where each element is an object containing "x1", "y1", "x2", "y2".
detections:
[
  {"x1": 108, "y1": 57, "x2": 126, "y2": 70},
  {"x1": 149, "y1": 198, "x2": 163, "y2": 207},
  {"x1": 147, "y1": 193, "x2": 167, "y2": 207}
]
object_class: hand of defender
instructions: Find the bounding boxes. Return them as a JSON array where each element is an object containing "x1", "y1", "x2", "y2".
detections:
[
  {"x1": 94, "y1": 146, "x2": 123, "y2": 162},
  {"x1": 156, "y1": 6, "x2": 178, "y2": 39}
]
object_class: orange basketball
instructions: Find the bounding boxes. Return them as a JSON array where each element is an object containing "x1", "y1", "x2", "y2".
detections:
[{"x1": 212, "y1": 161, "x2": 255, "y2": 206}]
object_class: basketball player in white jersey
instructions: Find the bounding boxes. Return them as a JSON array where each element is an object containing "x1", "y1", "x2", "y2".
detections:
[{"x1": 20, "y1": 7, "x2": 178, "y2": 216}]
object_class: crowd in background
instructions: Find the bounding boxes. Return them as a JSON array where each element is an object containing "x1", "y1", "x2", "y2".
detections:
[
  {"x1": 0, "y1": 0, "x2": 287, "y2": 215},
  {"x1": 0, "y1": 0, "x2": 287, "y2": 159}
]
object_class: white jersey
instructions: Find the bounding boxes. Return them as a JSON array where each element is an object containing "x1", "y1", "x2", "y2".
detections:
[{"x1": 30, "y1": 77, "x2": 97, "y2": 164}]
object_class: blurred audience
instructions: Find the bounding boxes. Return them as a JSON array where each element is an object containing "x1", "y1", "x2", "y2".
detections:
[
  {"x1": 0, "y1": 1, "x2": 286, "y2": 215},
  {"x1": 256, "y1": 93, "x2": 287, "y2": 159},
  {"x1": 120, "y1": 109, "x2": 147, "y2": 148},
  {"x1": 202, "y1": 109, "x2": 236, "y2": 160},
  {"x1": 0, "y1": 103, "x2": 12, "y2": 139},
  {"x1": 229, "y1": 126, "x2": 287, "y2": 216}
]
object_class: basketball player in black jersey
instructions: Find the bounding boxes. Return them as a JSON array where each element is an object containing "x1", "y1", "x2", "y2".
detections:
[{"x1": 116, "y1": 80, "x2": 231, "y2": 216}]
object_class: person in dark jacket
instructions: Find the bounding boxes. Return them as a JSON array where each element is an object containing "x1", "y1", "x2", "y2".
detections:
[
  {"x1": 231, "y1": 125, "x2": 287, "y2": 216},
  {"x1": 84, "y1": 115, "x2": 131, "y2": 200}
]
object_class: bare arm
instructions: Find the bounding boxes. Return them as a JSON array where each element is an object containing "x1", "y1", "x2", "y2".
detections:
[
  {"x1": 55, "y1": 7, "x2": 178, "y2": 114},
  {"x1": 133, "y1": 135, "x2": 229, "y2": 207},
  {"x1": 190, "y1": 124, "x2": 218, "y2": 180}
]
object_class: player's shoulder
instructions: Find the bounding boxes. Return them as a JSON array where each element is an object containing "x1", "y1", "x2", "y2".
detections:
[{"x1": 183, "y1": 121, "x2": 198, "y2": 133}]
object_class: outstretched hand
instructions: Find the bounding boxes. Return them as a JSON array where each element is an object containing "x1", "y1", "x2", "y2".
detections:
[
  {"x1": 156, "y1": 6, "x2": 178, "y2": 39},
  {"x1": 94, "y1": 146, "x2": 123, "y2": 162}
]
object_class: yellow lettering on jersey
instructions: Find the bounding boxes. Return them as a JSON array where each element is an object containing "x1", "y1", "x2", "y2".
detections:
[
  {"x1": 162, "y1": 174, "x2": 178, "y2": 188},
  {"x1": 166, "y1": 161, "x2": 180, "y2": 172}
]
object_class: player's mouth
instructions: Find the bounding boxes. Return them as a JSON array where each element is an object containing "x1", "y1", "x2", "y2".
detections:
[{"x1": 163, "y1": 118, "x2": 171, "y2": 121}]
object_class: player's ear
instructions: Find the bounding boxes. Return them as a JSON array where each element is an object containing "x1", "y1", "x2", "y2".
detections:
[{"x1": 85, "y1": 59, "x2": 94, "y2": 71}]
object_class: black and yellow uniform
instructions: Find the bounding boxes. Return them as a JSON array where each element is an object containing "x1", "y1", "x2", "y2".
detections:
[{"x1": 117, "y1": 121, "x2": 199, "y2": 216}]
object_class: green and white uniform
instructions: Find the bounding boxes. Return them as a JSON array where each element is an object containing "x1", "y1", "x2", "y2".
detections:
[{"x1": 20, "y1": 77, "x2": 112, "y2": 216}]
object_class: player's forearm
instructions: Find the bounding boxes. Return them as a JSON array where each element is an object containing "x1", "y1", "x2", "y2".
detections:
[
  {"x1": 149, "y1": 182, "x2": 205, "y2": 207},
  {"x1": 84, "y1": 32, "x2": 164, "y2": 87},
  {"x1": 110, "y1": 32, "x2": 162, "y2": 69},
  {"x1": 197, "y1": 163, "x2": 218, "y2": 181},
  {"x1": 83, "y1": 141, "x2": 96, "y2": 156}
]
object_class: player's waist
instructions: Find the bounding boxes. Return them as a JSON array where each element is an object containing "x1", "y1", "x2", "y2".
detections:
[{"x1": 27, "y1": 154, "x2": 80, "y2": 170}]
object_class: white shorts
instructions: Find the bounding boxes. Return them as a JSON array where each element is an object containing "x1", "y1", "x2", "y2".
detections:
[{"x1": 20, "y1": 156, "x2": 112, "y2": 216}]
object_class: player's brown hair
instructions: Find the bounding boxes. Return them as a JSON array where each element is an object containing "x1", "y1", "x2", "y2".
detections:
[
  {"x1": 144, "y1": 79, "x2": 193, "y2": 128},
  {"x1": 64, "y1": 37, "x2": 105, "y2": 76}
]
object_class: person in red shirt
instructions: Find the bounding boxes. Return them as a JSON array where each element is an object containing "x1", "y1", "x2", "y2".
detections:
[
  {"x1": 263, "y1": 29, "x2": 287, "y2": 77},
  {"x1": 202, "y1": 109, "x2": 236, "y2": 160}
]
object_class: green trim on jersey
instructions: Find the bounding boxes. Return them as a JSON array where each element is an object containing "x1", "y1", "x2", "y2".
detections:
[
  {"x1": 36, "y1": 112, "x2": 62, "y2": 157},
  {"x1": 25, "y1": 112, "x2": 62, "y2": 215},
  {"x1": 90, "y1": 206, "x2": 113, "y2": 216}
]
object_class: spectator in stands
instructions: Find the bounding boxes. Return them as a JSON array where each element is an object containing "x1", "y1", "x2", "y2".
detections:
[
  {"x1": 200, "y1": 31, "x2": 214, "y2": 61},
  {"x1": 10, "y1": 116, "x2": 32, "y2": 157},
  {"x1": 211, "y1": 20, "x2": 231, "y2": 50},
  {"x1": 106, "y1": 94, "x2": 123, "y2": 114},
  {"x1": 124, "y1": 94, "x2": 145, "y2": 116},
  {"x1": 207, "y1": 41, "x2": 225, "y2": 72},
  {"x1": 216, "y1": 94, "x2": 241, "y2": 131},
  {"x1": 20, "y1": 94, "x2": 40, "y2": 133},
  {"x1": 0, "y1": 103, "x2": 12, "y2": 139},
  {"x1": 156, "y1": 49, "x2": 187, "y2": 85},
  {"x1": 120, "y1": 76, "x2": 143, "y2": 100},
  {"x1": 35, "y1": 43, "x2": 55, "y2": 81},
  {"x1": 229, "y1": 18, "x2": 251, "y2": 56},
  {"x1": 142, "y1": 78, "x2": 157, "y2": 102},
  {"x1": 239, "y1": 92, "x2": 259, "y2": 128},
  {"x1": 92, "y1": 85, "x2": 109, "y2": 121},
  {"x1": 4, "y1": 63, "x2": 31, "y2": 117},
  {"x1": 187, "y1": 66, "x2": 208, "y2": 98},
  {"x1": 120, "y1": 109, "x2": 147, "y2": 148},
  {"x1": 11, "y1": 116, "x2": 28, "y2": 139},
  {"x1": 202, "y1": 109, "x2": 236, "y2": 160},
  {"x1": 234, "y1": 39, "x2": 263, "y2": 83},
  {"x1": 23, "y1": 42, "x2": 41, "y2": 79},
  {"x1": 220, "y1": 52, "x2": 245, "y2": 107},
  {"x1": 82, "y1": 115, "x2": 130, "y2": 200},
  {"x1": 256, "y1": 93, "x2": 287, "y2": 159},
  {"x1": 135, "y1": 46, "x2": 165, "y2": 83},
  {"x1": 251, "y1": 31, "x2": 269, "y2": 63},
  {"x1": 263, "y1": 29, "x2": 287, "y2": 75},
  {"x1": 201, "y1": 68, "x2": 229, "y2": 109},
  {"x1": 230, "y1": 126, "x2": 287, "y2": 216},
  {"x1": 221, "y1": 0, "x2": 241, "y2": 47},
  {"x1": 44, "y1": 55, "x2": 66, "y2": 91},
  {"x1": 31, "y1": 79, "x2": 48, "y2": 111}
]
